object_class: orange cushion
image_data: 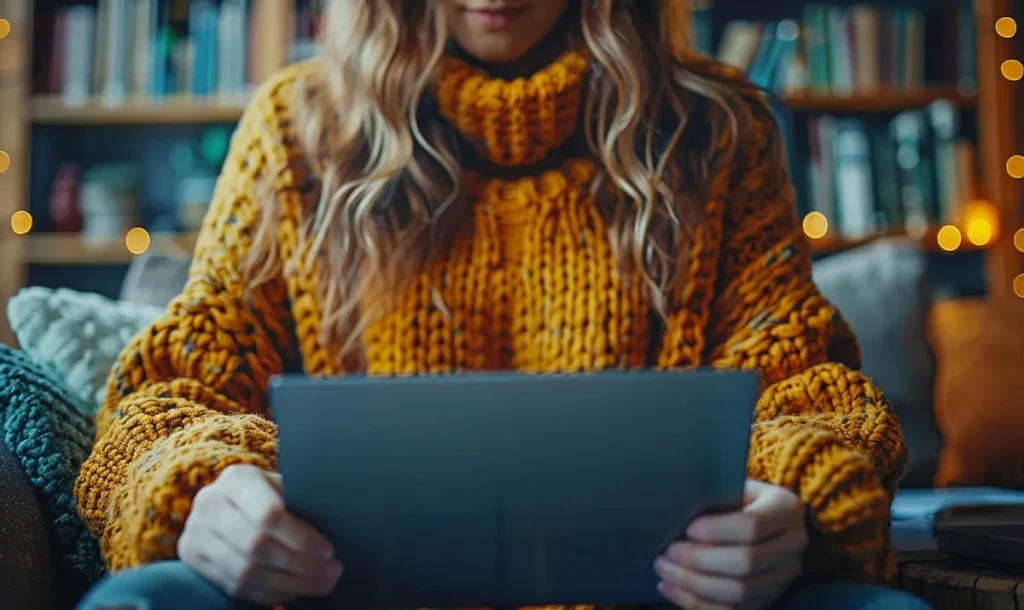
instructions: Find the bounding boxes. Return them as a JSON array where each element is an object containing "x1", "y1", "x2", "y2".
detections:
[{"x1": 932, "y1": 299, "x2": 1024, "y2": 488}]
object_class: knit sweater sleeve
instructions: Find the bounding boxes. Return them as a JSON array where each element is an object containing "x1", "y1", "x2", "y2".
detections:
[
  {"x1": 704, "y1": 101, "x2": 907, "y2": 583},
  {"x1": 74, "y1": 82, "x2": 298, "y2": 572}
]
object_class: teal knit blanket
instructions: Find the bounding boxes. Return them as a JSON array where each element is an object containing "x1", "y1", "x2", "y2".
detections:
[{"x1": 0, "y1": 345, "x2": 106, "y2": 593}]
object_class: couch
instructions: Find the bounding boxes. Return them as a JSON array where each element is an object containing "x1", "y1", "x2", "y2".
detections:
[{"x1": 0, "y1": 238, "x2": 966, "y2": 609}]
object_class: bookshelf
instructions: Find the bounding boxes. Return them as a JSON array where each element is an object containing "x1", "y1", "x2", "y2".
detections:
[
  {"x1": 781, "y1": 88, "x2": 976, "y2": 112},
  {"x1": 30, "y1": 94, "x2": 247, "y2": 124},
  {"x1": 0, "y1": 0, "x2": 1020, "y2": 346},
  {"x1": 704, "y1": 0, "x2": 1021, "y2": 299},
  {"x1": 24, "y1": 231, "x2": 198, "y2": 265},
  {"x1": 24, "y1": 88, "x2": 976, "y2": 125}
]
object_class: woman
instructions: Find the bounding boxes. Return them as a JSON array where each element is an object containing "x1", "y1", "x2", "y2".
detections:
[{"x1": 74, "y1": 1, "x2": 926, "y2": 609}]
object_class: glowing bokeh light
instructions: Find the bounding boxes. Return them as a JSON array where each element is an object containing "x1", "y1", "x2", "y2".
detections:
[
  {"x1": 937, "y1": 225, "x2": 962, "y2": 252},
  {"x1": 1002, "y1": 59, "x2": 1024, "y2": 81},
  {"x1": 966, "y1": 219, "x2": 993, "y2": 246},
  {"x1": 10, "y1": 211, "x2": 32, "y2": 235},
  {"x1": 125, "y1": 227, "x2": 151, "y2": 255},
  {"x1": 996, "y1": 17, "x2": 1018, "y2": 38},
  {"x1": 1008, "y1": 155, "x2": 1024, "y2": 179},
  {"x1": 802, "y1": 212, "x2": 829, "y2": 239}
]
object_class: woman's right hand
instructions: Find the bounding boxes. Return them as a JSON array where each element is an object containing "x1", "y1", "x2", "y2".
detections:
[{"x1": 177, "y1": 464, "x2": 343, "y2": 606}]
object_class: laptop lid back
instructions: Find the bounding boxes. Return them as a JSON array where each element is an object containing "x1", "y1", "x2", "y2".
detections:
[{"x1": 272, "y1": 370, "x2": 758, "y2": 609}]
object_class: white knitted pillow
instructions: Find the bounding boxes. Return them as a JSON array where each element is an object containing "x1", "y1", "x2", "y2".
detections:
[{"x1": 7, "y1": 287, "x2": 165, "y2": 411}]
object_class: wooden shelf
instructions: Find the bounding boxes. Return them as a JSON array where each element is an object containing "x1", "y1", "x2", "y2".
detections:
[
  {"x1": 810, "y1": 227, "x2": 989, "y2": 255},
  {"x1": 21, "y1": 227, "x2": 986, "y2": 265},
  {"x1": 782, "y1": 88, "x2": 976, "y2": 112},
  {"x1": 28, "y1": 88, "x2": 975, "y2": 125},
  {"x1": 30, "y1": 96, "x2": 248, "y2": 125},
  {"x1": 23, "y1": 232, "x2": 198, "y2": 265}
]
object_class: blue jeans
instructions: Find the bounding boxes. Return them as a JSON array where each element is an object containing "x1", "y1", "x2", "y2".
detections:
[{"x1": 77, "y1": 561, "x2": 933, "y2": 610}]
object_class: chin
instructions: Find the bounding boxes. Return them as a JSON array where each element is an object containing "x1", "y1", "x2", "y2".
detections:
[{"x1": 458, "y1": 39, "x2": 534, "y2": 65}]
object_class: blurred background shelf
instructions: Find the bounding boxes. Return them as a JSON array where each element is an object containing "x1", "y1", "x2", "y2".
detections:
[
  {"x1": 28, "y1": 89, "x2": 979, "y2": 126},
  {"x1": 781, "y1": 89, "x2": 977, "y2": 112},
  {"x1": 810, "y1": 226, "x2": 990, "y2": 255},
  {"x1": 16, "y1": 226, "x2": 990, "y2": 267},
  {"x1": 23, "y1": 232, "x2": 199, "y2": 265},
  {"x1": 31, "y1": 95, "x2": 248, "y2": 125}
]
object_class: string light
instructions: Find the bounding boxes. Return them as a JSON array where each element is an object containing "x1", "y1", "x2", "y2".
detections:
[
  {"x1": 1002, "y1": 60, "x2": 1024, "y2": 81},
  {"x1": 936, "y1": 225, "x2": 962, "y2": 252},
  {"x1": 966, "y1": 219, "x2": 994, "y2": 246},
  {"x1": 802, "y1": 211, "x2": 829, "y2": 239},
  {"x1": 0, "y1": 19, "x2": 9, "y2": 40},
  {"x1": 10, "y1": 211, "x2": 32, "y2": 235},
  {"x1": 0, "y1": 151, "x2": 10, "y2": 174},
  {"x1": 996, "y1": 17, "x2": 1018, "y2": 38},
  {"x1": 1004, "y1": 19, "x2": 1022, "y2": 276},
  {"x1": 125, "y1": 227, "x2": 151, "y2": 255},
  {"x1": 1009, "y1": 155, "x2": 1024, "y2": 179},
  {"x1": 961, "y1": 200, "x2": 999, "y2": 247}
]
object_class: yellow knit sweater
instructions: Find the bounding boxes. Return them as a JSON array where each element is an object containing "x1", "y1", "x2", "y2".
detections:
[{"x1": 75, "y1": 51, "x2": 907, "y2": 587}]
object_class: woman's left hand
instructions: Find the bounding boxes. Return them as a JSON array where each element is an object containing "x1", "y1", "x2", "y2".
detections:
[{"x1": 654, "y1": 479, "x2": 808, "y2": 610}]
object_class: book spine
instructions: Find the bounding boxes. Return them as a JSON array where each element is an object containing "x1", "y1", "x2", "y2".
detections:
[
  {"x1": 826, "y1": 7, "x2": 853, "y2": 95},
  {"x1": 803, "y1": 5, "x2": 830, "y2": 93},
  {"x1": 62, "y1": 6, "x2": 97, "y2": 106},
  {"x1": 833, "y1": 119, "x2": 877, "y2": 238}
]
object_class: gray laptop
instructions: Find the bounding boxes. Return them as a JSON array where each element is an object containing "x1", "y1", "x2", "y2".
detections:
[{"x1": 271, "y1": 370, "x2": 758, "y2": 610}]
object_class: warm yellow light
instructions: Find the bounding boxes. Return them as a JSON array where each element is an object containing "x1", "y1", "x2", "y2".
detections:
[
  {"x1": 937, "y1": 225, "x2": 962, "y2": 252},
  {"x1": 960, "y1": 200, "x2": 999, "y2": 246},
  {"x1": 125, "y1": 227, "x2": 151, "y2": 255},
  {"x1": 10, "y1": 210, "x2": 32, "y2": 235},
  {"x1": 1009, "y1": 155, "x2": 1024, "y2": 179},
  {"x1": 1003, "y1": 60, "x2": 1024, "y2": 81},
  {"x1": 0, "y1": 150, "x2": 10, "y2": 174},
  {"x1": 996, "y1": 17, "x2": 1018, "y2": 38},
  {"x1": 1015, "y1": 274, "x2": 1024, "y2": 299},
  {"x1": 966, "y1": 219, "x2": 993, "y2": 246},
  {"x1": 802, "y1": 211, "x2": 829, "y2": 240},
  {"x1": 1015, "y1": 229, "x2": 1024, "y2": 253},
  {"x1": 0, "y1": 19, "x2": 9, "y2": 40}
]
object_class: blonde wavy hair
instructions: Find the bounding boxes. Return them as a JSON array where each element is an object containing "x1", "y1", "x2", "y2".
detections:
[{"x1": 248, "y1": 0, "x2": 752, "y2": 366}]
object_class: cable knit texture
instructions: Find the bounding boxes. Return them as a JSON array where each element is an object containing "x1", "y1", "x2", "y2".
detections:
[
  {"x1": 8, "y1": 287, "x2": 165, "y2": 408},
  {"x1": 0, "y1": 345, "x2": 106, "y2": 596},
  {"x1": 75, "y1": 51, "x2": 907, "y2": 587}
]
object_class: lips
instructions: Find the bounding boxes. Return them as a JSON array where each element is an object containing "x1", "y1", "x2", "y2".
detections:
[{"x1": 461, "y1": 4, "x2": 530, "y2": 29}]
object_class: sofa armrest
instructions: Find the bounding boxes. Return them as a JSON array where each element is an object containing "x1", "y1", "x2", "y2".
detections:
[{"x1": 0, "y1": 438, "x2": 57, "y2": 610}]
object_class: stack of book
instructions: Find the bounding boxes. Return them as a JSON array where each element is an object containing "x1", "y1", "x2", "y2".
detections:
[
  {"x1": 797, "y1": 100, "x2": 977, "y2": 240},
  {"x1": 36, "y1": 0, "x2": 324, "y2": 106},
  {"x1": 712, "y1": 4, "x2": 976, "y2": 96}
]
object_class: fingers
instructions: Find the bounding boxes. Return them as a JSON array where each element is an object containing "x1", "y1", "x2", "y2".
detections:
[
  {"x1": 183, "y1": 527, "x2": 337, "y2": 605},
  {"x1": 658, "y1": 481, "x2": 809, "y2": 609},
  {"x1": 208, "y1": 492, "x2": 340, "y2": 578},
  {"x1": 180, "y1": 465, "x2": 343, "y2": 605},
  {"x1": 687, "y1": 484, "x2": 805, "y2": 544},
  {"x1": 664, "y1": 528, "x2": 808, "y2": 577},
  {"x1": 656, "y1": 558, "x2": 802, "y2": 609},
  {"x1": 220, "y1": 465, "x2": 335, "y2": 558}
]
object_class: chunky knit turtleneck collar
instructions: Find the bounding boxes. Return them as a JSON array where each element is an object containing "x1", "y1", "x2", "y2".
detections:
[{"x1": 433, "y1": 49, "x2": 590, "y2": 168}]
